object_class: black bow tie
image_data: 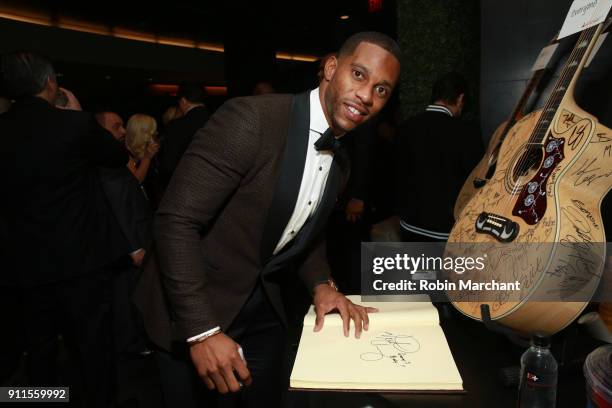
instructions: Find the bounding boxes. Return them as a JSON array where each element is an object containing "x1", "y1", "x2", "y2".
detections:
[{"x1": 314, "y1": 128, "x2": 341, "y2": 152}]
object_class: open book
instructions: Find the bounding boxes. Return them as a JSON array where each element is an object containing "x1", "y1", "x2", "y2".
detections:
[{"x1": 290, "y1": 295, "x2": 463, "y2": 392}]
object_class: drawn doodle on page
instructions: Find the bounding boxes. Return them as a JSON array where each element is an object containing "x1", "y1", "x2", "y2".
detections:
[{"x1": 360, "y1": 332, "x2": 421, "y2": 367}]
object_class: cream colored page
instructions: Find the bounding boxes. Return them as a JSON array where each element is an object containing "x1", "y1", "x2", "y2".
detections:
[
  {"x1": 291, "y1": 324, "x2": 462, "y2": 390},
  {"x1": 292, "y1": 297, "x2": 462, "y2": 390}
]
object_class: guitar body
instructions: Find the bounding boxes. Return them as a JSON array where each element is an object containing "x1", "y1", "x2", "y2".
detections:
[
  {"x1": 448, "y1": 99, "x2": 612, "y2": 334},
  {"x1": 454, "y1": 111, "x2": 542, "y2": 219}
]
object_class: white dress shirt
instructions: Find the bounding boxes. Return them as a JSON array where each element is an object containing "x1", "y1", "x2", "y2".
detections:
[
  {"x1": 188, "y1": 88, "x2": 335, "y2": 343},
  {"x1": 273, "y1": 88, "x2": 334, "y2": 254}
]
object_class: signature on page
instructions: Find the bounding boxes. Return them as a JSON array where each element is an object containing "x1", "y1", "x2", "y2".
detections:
[{"x1": 360, "y1": 331, "x2": 421, "y2": 367}]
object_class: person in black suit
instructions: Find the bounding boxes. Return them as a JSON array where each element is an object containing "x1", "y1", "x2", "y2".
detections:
[
  {"x1": 95, "y1": 111, "x2": 127, "y2": 142},
  {"x1": 134, "y1": 32, "x2": 401, "y2": 407},
  {"x1": 0, "y1": 52, "x2": 128, "y2": 407},
  {"x1": 158, "y1": 83, "x2": 210, "y2": 188},
  {"x1": 396, "y1": 72, "x2": 484, "y2": 242},
  {"x1": 96, "y1": 112, "x2": 154, "y2": 357}
]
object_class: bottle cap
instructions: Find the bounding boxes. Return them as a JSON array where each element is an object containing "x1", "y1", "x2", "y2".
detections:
[{"x1": 532, "y1": 331, "x2": 551, "y2": 347}]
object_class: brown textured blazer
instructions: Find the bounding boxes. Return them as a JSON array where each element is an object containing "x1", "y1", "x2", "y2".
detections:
[{"x1": 134, "y1": 92, "x2": 349, "y2": 351}]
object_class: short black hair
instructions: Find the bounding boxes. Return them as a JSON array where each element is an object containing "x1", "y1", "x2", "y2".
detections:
[
  {"x1": 338, "y1": 31, "x2": 401, "y2": 63},
  {"x1": 431, "y1": 72, "x2": 467, "y2": 104},
  {"x1": 0, "y1": 51, "x2": 55, "y2": 98},
  {"x1": 176, "y1": 82, "x2": 205, "y2": 104}
]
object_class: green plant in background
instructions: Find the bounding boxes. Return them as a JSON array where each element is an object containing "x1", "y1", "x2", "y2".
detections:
[{"x1": 397, "y1": 0, "x2": 480, "y2": 122}]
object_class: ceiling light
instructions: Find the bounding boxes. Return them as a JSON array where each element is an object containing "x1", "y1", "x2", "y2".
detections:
[
  {"x1": 276, "y1": 52, "x2": 319, "y2": 62},
  {"x1": 0, "y1": 7, "x2": 314, "y2": 63},
  {"x1": 340, "y1": 15, "x2": 350, "y2": 20}
]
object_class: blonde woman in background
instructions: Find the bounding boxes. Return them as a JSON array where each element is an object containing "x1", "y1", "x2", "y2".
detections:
[{"x1": 125, "y1": 113, "x2": 160, "y2": 183}]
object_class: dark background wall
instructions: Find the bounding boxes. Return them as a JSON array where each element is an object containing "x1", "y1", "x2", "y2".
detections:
[
  {"x1": 396, "y1": 0, "x2": 612, "y2": 141},
  {"x1": 481, "y1": 0, "x2": 612, "y2": 140},
  {"x1": 0, "y1": 19, "x2": 225, "y2": 82},
  {"x1": 397, "y1": 0, "x2": 480, "y2": 122}
]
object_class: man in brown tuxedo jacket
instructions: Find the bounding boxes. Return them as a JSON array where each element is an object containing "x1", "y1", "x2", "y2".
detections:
[{"x1": 134, "y1": 31, "x2": 401, "y2": 407}]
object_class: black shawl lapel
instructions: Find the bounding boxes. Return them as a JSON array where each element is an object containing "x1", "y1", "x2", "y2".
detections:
[
  {"x1": 260, "y1": 91, "x2": 311, "y2": 264},
  {"x1": 262, "y1": 157, "x2": 342, "y2": 272}
]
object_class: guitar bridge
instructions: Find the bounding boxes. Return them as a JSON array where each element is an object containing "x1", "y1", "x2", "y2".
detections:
[{"x1": 475, "y1": 212, "x2": 520, "y2": 242}]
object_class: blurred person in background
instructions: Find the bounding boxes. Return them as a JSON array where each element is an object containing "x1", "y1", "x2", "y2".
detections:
[
  {"x1": 158, "y1": 83, "x2": 209, "y2": 188},
  {"x1": 0, "y1": 51, "x2": 128, "y2": 408},
  {"x1": 96, "y1": 111, "x2": 127, "y2": 142},
  {"x1": 162, "y1": 105, "x2": 183, "y2": 127},
  {"x1": 396, "y1": 72, "x2": 483, "y2": 242},
  {"x1": 252, "y1": 80, "x2": 276, "y2": 95},
  {"x1": 125, "y1": 113, "x2": 160, "y2": 183},
  {"x1": 96, "y1": 111, "x2": 154, "y2": 360}
]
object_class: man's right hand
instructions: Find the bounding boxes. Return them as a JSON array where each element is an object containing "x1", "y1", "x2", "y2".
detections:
[
  {"x1": 189, "y1": 332, "x2": 252, "y2": 394},
  {"x1": 57, "y1": 87, "x2": 82, "y2": 111},
  {"x1": 129, "y1": 249, "x2": 145, "y2": 267}
]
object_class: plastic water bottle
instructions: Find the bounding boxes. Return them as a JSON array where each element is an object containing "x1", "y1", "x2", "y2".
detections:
[{"x1": 518, "y1": 332, "x2": 558, "y2": 408}]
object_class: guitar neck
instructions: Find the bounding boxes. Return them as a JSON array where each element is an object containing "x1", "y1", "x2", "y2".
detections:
[
  {"x1": 509, "y1": 69, "x2": 547, "y2": 122},
  {"x1": 529, "y1": 22, "x2": 605, "y2": 145},
  {"x1": 498, "y1": 69, "x2": 548, "y2": 142}
]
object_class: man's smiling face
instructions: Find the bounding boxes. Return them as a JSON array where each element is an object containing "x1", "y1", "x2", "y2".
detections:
[{"x1": 322, "y1": 42, "x2": 400, "y2": 134}]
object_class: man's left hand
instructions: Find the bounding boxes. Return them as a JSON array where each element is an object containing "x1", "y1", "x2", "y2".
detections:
[{"x1": 312, "y1": 283, "x2": 378, "y2": 338}]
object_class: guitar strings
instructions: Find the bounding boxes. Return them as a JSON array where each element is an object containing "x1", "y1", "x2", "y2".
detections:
[
  {"x1": 497, "y1": 69, "x2": 545, "y2": 154},
  {"x1": 487, "y1": 61, "x2": 549, "y2": 184},
  {"x1": 510, "y1": 24, "x2": 597, "y2": 211},
  {"x1": 503, "y1": 28, "x2": 586, "y2": 210},
  {"x1": 502, "y1": 26, "x2": 597, "y2": 216},
  {"x1": 506, "y1": 26, "x2": 592, "y2": 212}
]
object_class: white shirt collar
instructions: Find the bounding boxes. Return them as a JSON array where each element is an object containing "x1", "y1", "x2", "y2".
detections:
[
  {"x1": 426, "y1": 104, "x2": 453, "y2": 117},
  {"x1": 309, "y1": 88, "x2": 329, "y2": 135}
]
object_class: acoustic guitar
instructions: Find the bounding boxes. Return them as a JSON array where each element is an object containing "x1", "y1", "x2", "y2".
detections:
[
  {"x1": 453, "y1": 36, "x2": 559, "y2": 219},
  {"x1": 447, "y1": 19, "x2": 612, "y2": 335}
]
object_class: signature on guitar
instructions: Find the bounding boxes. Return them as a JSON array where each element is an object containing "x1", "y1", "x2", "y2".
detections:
[{"x1": 572, "y1": 157, "x2": 612, "y2": 187}]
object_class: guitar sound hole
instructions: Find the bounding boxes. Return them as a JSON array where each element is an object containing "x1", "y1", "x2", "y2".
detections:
[{"x1": 511, "y1": 146, "x2": 543, "y2": 185}]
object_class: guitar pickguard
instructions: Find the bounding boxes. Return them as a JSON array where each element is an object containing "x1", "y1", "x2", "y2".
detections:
[{"x1": 512, "y1": 134, "x2": 565, "y2": 225}]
